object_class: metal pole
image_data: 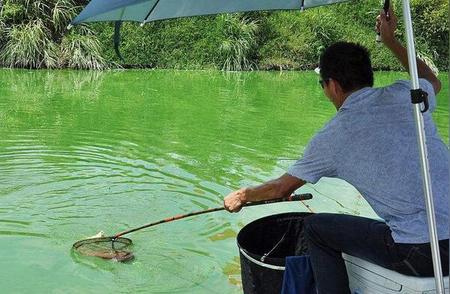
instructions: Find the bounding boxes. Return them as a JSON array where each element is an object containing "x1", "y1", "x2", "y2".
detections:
[{"x1": 401, "y1": 0, "x2": 445, "y2": 292}]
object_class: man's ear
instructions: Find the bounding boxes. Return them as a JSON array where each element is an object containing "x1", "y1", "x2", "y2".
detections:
[{"x1": 329, "y1": 79, "x2": 344, "y2": 97}]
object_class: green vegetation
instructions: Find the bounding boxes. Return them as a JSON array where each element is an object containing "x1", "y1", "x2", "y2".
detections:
[
  {"x1": 0, "y1": 0, "x2": 106, "y2": 69},
  {"x1": 218, "y1": 15, "x2": 259, "y2": 71},
  {"x1": 0, "y1": 0, "x2": 448, "y2": 71}
]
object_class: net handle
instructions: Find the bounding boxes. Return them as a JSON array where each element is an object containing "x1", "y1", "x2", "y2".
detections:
[{"x1": 113, "y1": 193, "x2": 313, "y2": 239}]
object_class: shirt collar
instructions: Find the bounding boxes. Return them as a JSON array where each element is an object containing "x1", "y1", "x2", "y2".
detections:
[{"x1": 339, "y1": 87, "x2": 372, "y2": 110}]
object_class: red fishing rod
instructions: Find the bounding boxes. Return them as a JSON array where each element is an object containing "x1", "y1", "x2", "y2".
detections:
[
  {"x1": 113, "y1": 193, "x2": 313, "y2": 239},
  {"x1": 72, "y1": 193, "x2": 314, "y2": 262}
]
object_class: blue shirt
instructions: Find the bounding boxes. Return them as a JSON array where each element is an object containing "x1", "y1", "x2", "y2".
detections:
[{"x1": 288, "y1": 79, "x2": 449, "y2": 243}]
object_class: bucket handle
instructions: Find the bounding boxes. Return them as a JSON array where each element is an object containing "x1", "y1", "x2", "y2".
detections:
[
  {"x1": 239, "y1": 248, "x2": 285, "y2": 271},
  {"x1": 261, "y1": 219, "x2": 294, "y2": 262}
]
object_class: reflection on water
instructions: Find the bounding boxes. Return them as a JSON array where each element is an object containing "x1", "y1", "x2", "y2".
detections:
[{"x1": 0, "y1": 69, "x2": 447, "y2": 293}]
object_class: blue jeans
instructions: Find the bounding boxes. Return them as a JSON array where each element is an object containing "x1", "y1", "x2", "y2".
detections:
[{"x1": 303, "y1": 213, "x2": 449, "y2": 294}]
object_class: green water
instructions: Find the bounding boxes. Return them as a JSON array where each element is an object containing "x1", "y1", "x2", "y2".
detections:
[{"x1": 0, "y1": 69, "x2": 447, "y2": 293}]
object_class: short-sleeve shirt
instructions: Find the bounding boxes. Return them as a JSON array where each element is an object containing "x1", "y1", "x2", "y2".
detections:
[{"x1": 288, "y1": 79, "x2": 449, "y2": 243}]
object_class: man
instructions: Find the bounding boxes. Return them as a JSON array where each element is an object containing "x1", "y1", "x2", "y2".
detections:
[{"x1": 223, "y1": 7, "x2": 449, "y2": 293}]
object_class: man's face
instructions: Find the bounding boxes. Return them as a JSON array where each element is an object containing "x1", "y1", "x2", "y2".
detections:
[
  {"x1": 319, "y1": 78, "x2": 333, "y2": 101},
  {"x1": 320, "y1": 78, "x2": 342, "y2": 110}
]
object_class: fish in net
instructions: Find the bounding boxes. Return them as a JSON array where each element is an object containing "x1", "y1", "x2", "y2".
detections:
[{"x1": 72, "y1": 236, "x2": 134, "y2": 262}]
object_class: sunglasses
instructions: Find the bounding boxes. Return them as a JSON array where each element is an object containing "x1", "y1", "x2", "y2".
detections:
[{"x1": 319, "y1": 78, "x2": 330, "y2": 89}]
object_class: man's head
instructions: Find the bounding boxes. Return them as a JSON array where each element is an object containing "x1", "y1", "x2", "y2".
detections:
[{"x1": 319, "y1": 42, "x2": 374, "y2": 107}]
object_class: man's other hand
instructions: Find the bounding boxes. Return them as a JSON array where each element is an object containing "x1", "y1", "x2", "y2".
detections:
[{"x1": 376, "y1": 6, "x2": 398, "y2": 46}]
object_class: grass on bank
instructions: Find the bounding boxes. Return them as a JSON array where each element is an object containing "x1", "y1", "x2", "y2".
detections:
[{"x1": 0, "y1": 0, "x2": 447, "y2": 71}]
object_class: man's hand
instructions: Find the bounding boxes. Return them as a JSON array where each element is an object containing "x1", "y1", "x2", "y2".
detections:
[
  {"x1": 376, "y1": 5, "x2": 441, "y2": 94},
  {"x1": 376, "y1": 6, "x2": 398, "y2": 46},
  {"x1": 224, "y1": 188, "x2": 247, "y2": 212},
  {"x1": 223, "y1": 174, "x2": 305, "y2": 213}
]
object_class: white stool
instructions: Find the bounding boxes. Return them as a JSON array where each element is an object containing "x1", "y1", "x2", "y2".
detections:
[{"x1": 343, "y1": 254, "x2": 449, "y2": 294}]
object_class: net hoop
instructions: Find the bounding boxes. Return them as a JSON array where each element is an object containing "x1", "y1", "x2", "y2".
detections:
[
  {"x1": 72, "y1": 237, "x2": 132, "y2": 249},
  {"x1": 72, "y1": 237, "x2": 134, "y2": 262}
]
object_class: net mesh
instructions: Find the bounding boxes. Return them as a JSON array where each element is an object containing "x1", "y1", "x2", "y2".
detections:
[{"x1": 72, "y1": 237, "x2": 134, "y2": 262}]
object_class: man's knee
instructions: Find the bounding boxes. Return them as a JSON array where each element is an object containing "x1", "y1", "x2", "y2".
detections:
[
  {"x1": 303, "y1": 214, "x2": 314, "y2": 236},
  {"x1": 304, "y1": 214, "x2": 323, "y2": 240},
  {"x1": 304, "y1": 213, "x2": 340, "y2": 244},
  {"x1": 304, "y1": 214, "x2": 330, "y2": 233}
]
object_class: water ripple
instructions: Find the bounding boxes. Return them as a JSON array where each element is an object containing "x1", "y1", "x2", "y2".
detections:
[
  {"x1": 0, "y1": 70, "x2": 446, "y2": 294},
  {"x1": 0, "y1": 231, "x2": 48, "y2": 238}
]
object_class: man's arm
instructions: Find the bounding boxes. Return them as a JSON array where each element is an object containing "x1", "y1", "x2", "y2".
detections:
[
  {"x1": 377, "y1": 7, "x2": 441, "y2": 94},
  {"x1": 223, "y1": 173, "x2": 305, "y2": 212}
]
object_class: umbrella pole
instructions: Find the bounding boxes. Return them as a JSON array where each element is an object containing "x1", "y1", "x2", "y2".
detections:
[{"x1": 401, "y1": 0, "x2": 445, "y2": 292}]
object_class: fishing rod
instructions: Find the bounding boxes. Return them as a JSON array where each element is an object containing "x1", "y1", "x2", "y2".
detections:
[
  {"x1": 72, "y1": 193, "x2": 314, "y2": 262},
  {"x1": 113, "y1": 193, "x2": 313, "y2": 239}
]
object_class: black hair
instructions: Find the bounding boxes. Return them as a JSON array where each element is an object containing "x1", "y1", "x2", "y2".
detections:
[{"x1": 319, "y1": 42, "x2": 374, "y2": 92}]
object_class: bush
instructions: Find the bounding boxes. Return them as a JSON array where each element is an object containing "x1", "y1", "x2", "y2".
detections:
[
  {"x1": 90, "y1": 1, "x2": 447, "y2": 71},
  {"x1": 0, "y1": 0, "x2": 106, "y2": 69},
  {"x1": 410, "y1": 0, "x2": 448, "y2": 69},
  {"x1": 217, "y1": 14, "x2": 258, "y2": 71}
]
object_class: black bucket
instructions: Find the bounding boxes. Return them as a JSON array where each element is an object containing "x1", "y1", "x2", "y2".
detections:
[{"x1": 237, "y1": 212, "x2": 312, "y2": 294}]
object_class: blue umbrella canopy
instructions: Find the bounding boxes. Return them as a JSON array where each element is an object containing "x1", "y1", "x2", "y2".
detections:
[{"x1": 71, "y1": 0, "x2": 348, "y2": 25}]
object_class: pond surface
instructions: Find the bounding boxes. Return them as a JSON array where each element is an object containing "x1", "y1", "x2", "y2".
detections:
[{"x1": 0, "y1": 69, "x2": 447, "y2": 293}]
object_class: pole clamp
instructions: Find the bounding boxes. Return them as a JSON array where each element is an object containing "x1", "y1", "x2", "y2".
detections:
[{"x1": 411, "y1": 89, "x2": 429, "y2": 113}]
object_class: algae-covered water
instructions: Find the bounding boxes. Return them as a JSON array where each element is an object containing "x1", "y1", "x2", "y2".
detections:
[{"x1": 0, "y1": 69, "x2": 447, "y2": 293}]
